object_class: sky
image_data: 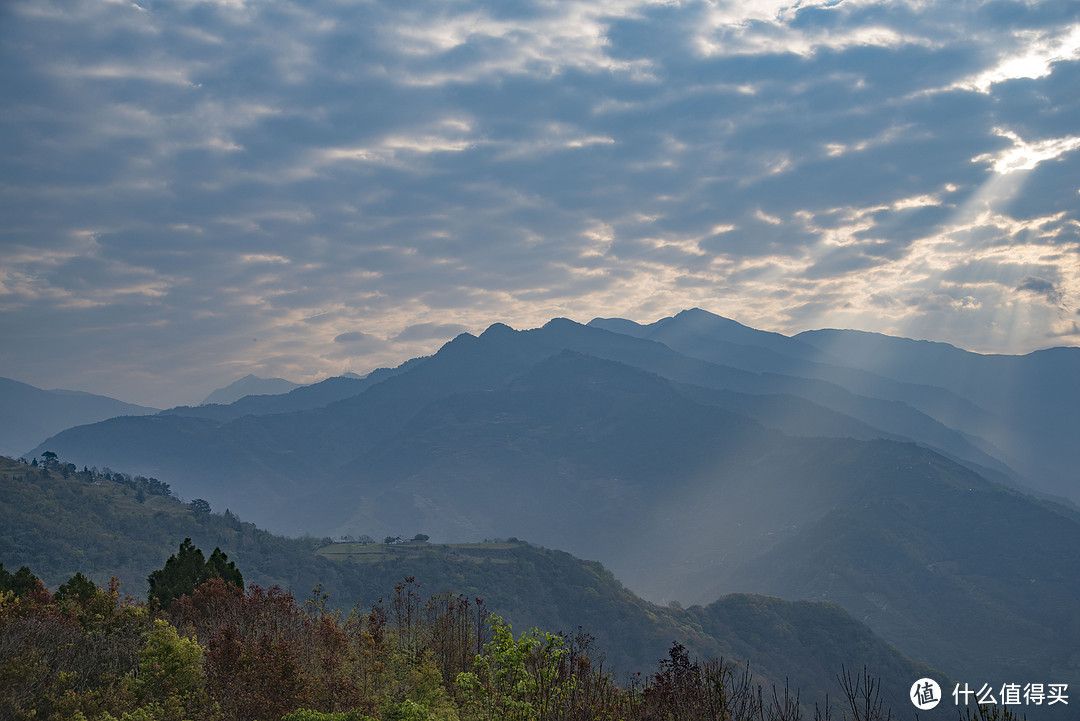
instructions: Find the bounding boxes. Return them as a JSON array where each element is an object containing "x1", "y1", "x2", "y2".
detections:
[{"x1": 2, "y1": 0, "x2": 1079, "y2": 408}]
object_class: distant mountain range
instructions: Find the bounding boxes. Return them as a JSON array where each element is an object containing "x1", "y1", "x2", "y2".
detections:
[
  {"x1": 200, "y1": 373, "x2": 304, "y2": 405},
  {"x1": 163, "y1": 359, "x2": 424, "y2": 422},
  {"x1": 0, "y1": 377, "x2": 158, "y2": 458},
  {"x1": 591, "y1": 309, "x2": 1080, "y2": 502},
  {"x1": 17, "y1": 309, "x2": 1080, "y2": 697}
]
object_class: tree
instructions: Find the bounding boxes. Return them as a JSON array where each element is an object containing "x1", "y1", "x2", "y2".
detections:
[
  {"x1": 189, "y1": 498, "x2": 211, "y2": 514},
  {"x1": 140, "y1": 618, "x2": 206, "y2": 696},
  {"x1": 205, "y1": 547, "x2": 243, "y2": 589},
  {"x1": 147, "y1": 538, "x2": 243, "y2": 609},
  {"x1": 457, "y1": 615, "x2": 570, "y2": 720},
  {"x1": 135, "y1": 618, "x2": 210, "y2": 717},
  {"x1": 148, "y1": 539, "x2": 206, "y2": 608},
  {"x1": 54, "y1": 571, "x2": 98, "y2": 604},
  {"x1": 0, "y1": 563, "x2": 42, "y2": 596},
  {"x1": 39, "y1": 451, "x2": 58, "y2": 472},
  {"x1": 412, "y1": 534, "x2": 430, "y2": 542}
]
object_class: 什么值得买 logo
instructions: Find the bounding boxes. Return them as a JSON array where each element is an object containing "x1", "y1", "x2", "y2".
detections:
[{"x1": 911, "y1": 678, "x2": 941, "y2": 710}]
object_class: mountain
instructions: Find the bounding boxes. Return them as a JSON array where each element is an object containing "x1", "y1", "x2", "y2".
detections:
[
  {"x1": 162, "y1": 359, "x2": 426, "y2": 423},
  {"x1": 724, "y1": 478, "x2": 1080, "y2": 688},
  {"x1": 0, "y1": 454, "x2": 934, "y2": 713},
  {"x1": 200, "y1": 373, "x2": 304, "y2": 405},
  {"x1": 313, "y1": 350, "x2": 1080, "y2": 690},
  {"x1": 311, "y1": 350, "x2": 780, "y2": 566},
  {"x1": 25, "y1": 312, "x2": 1080, "y2": 698},
  {"x1": 590, "y1": 307, "x2": 825, "y2": 363},
  {"x1": 0, "y1": 377, "x2": 158, "y2": 458},
  {"x1": 32, "y1": 333, "x2": 535, "y2": 519},
  {"x1": 590, "y1": 309, "x2": 1022, "y2": 491},
  {"x1": 590, "y1": 309, "x2": 989, "y2": 425},
  {"x1": 36, "y1": 317, "x2": 1019, "y2": 515},
  {"x1": 795, "y1": 327, "x2": 1080, "y2": 503}
]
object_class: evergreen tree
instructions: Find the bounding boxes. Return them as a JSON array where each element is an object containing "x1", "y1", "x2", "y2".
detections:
[
  {"x1": 147, "y1": 538, "x2": 244, "y2": 609},
  {"x1": 54, "y1": 571, "x2": 98, "y2": 604},
  {"x1": 148, "y1": 538, "x2": 205, "y2": 608},
  {"x1": 205, "y1": 546, "x2": 243, "y2": 589},
  {"x1": 0, "y1": 562, "x2": 41, "y2": 596},
  {"x1": 39, "y1": 451, "x2": 58, "y2": 470},
  {"x1": 188, "y1": 498, "x2": 211, "y2": 514}
]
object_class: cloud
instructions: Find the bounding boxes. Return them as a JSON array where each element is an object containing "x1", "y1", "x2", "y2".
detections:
[
  {"x1": 1, "y1": 0, "x2": 1078, "y2": 405},
  {"x1": 392, "y1": 323, "x2": 470, "y2": 343},
  {"x1": 1017, "y1": 275, "x2": 1065, "y2": 306},
  {"x1": 333, "y1": 331, "x2": 376, "y2": 344},
  {"x1": 973, "y1": 128, "x2": 1080, "y2": 174},
  {"x1": 953, "y1": 23, "x2": 1080, "y2": 92}
]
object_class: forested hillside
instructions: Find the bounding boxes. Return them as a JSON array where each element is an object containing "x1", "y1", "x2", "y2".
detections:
[{"x1": 0, "y1": 454, "x2": 934, "y2": 717}]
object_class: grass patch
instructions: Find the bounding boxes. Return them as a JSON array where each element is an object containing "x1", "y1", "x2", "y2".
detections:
[{"x1": 316, "y1": 540, "x2": 524, "y2": 562}]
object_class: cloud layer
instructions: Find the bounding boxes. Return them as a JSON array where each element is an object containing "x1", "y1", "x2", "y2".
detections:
[{"x1": 2, "y1": 0, "x2": 1078, "y2": 406}]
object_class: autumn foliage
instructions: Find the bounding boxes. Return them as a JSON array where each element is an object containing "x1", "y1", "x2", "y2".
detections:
[{"x1": 0, "y1": 550, "x2": 920, "y2": 721}]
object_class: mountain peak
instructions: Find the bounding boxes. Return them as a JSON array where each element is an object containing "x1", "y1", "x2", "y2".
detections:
[
  {"x1": 479, "y1": 322, "x2": 516, "y2": 338},
  {"x1": 669, "y1": 307, "x2": 750, "y2": 329},
  {"x1": 586, "y1": 316, "x2": 646, "y2": 337},
  {"x1": 200, "y1": 374, "x2": 303, "y2": 406},
  {"x1": 542, "y1": 317, "x2": 580, "y2": 329}
]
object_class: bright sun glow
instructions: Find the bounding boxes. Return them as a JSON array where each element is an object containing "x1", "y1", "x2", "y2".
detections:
[{"x1": 974, "y1": 128, "x2": 1080, "y2": 175}]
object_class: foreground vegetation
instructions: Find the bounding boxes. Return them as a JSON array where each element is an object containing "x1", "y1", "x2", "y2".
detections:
[
  {"x1": 3, "y1": 544, "x2": 919, "y2": 721},
  {"x1": 0, "y1": 453, "x2": 937, "y2": 705},
  {"x1": 0, "y1": 452, "x2": 1033, "y2": 719},
  {"x1": 12, "y1": 453, "x2": 1016, "y2": 719}
]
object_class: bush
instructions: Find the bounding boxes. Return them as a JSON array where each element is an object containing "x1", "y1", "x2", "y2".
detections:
[{"x1": 281, "y1": 710, "x2": 373, "y2": 721}]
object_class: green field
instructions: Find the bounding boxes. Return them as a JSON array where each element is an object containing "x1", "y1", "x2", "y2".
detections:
[{"x1": 316, "y1": 540, "x2": 524, "y2": 562}]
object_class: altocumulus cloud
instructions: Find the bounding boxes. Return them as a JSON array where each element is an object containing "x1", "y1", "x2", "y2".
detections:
[
  {"x1": 1017, "y1": 275, "x2": 1065, "y2": 306},
  {"x1": 0, "y1": 0, "x2": 1078, "y2": 406},
  {"x1": 333, "y1": 331, "x2": 378, "y2": 345},
  {"x1": 392, "y1": 323, "x2": 470, "y2": 343}
]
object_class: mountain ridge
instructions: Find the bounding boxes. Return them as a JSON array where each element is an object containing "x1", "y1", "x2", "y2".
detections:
[
  {"x1": 0, "y1": 376, "x2": 159, "y2": 458},
  {"x1": 200, "y1": 373, "x2": 304, "y2": 406}
]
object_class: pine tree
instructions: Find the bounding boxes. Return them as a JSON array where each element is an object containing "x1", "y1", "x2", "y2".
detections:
[
  {"x1": 205, "y1": 547, "x2": 243, "y2": 589},
  {"x1": 55, "y1": 571, "x2": 98, "y2": 604},
  {"x1": 147, "y1": 538, "x2": 244, "y2": 608}
]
